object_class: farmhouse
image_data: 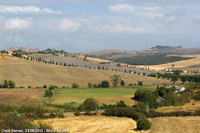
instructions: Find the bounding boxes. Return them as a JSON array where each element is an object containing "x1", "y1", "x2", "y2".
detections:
[
  {"x1": 175, "y1": 86, "x2": 185, "y2": 93},
  {"x1": 6, "y1": 50, "x2": 13, "y2": 55},
  {"x1": 165, "y1": 85, "x2": 186, "y2": 93}
]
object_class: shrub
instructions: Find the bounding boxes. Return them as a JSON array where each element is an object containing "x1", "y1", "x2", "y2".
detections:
[
  {"x1": 116, "y1": 101, "x2": 127, "y2": 107},
  {"x1": 57, "y1": 109, "x2": 65, "y2": 118},
  {"x1": 8, "y1": 80, "x2": 15, "y2": 88},
  {"x1": 72, "y1": 83, "x2": 79, "y2": 88},
  {"x1": 49, "y1": 85, "x2": 58, "y2": 90},
  {"x1": 63, "y1": 102, "x2": 78, "y2": 111},
  {"x1": 120, "y1": 80, "x2": 125, "y2": 86},
  {"x1": 43, "y1": 85, "x2": 47, "y2": 88},
  {"x1": 85, "y1": 110, "x2": 92, "y2": 116},
  {"x1": 79, "y1": 98, "x2": 98, "y2": 111},
  {"x1": 4, "y1": 110, "x2": 33, "y2": 130},
  {"x1": 88, "y1": 82, "x2": 92, "y2": 88},
  {"x1": 44, "y1": 90, "x2": 53, "y2": 98},
  {"x1": 138, "y1": 81, "x2": 143, "y2": 86},
  {"x1": 74, "y1": 111, "x2": 81, "y2": 116},
  {"x1": 38, "y1": 122, "x2": 53, "y2": 130},
  {"x1": 101, "y1": 80, "x2": 110, "y2": 88},
  {"x1": 137, "y1": 119, "x2": 151, "y2": 131},
  {"x1": 93, "y1": 83, "x2": 98, "y2": 88}
]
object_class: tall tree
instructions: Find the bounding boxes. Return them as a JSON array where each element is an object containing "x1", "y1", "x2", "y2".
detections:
[
  {"x1": 110, "y1": 75, "x2": 121, "y2": 87},
  {"x1": 171, "y1": 75, "x2": 178, "y2": 84}
]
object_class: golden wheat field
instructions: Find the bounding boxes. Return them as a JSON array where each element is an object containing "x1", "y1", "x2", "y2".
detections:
[
  {"x1": 36, "y1": 116, "x2": 138, "y2": 133},
  {"x1": 37, "y1": 116, "x2": 200, "y2": 133},
  {"x1": 149, "y1": 116, "x2": 200, "y2": 133},
  {"x1": 0, "y1": 88, "x2": 44, "y2": 105},
  {"x1": 0, "y1": 57, "x2": 171, "y2": 88},
  {"x1": 147, "y1": 54, "x2": 200, "y2": 72}
]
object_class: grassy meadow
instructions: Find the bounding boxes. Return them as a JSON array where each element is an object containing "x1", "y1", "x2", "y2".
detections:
[{"x1": 51, "y1": 85, "x2": 157, "y2": 105}]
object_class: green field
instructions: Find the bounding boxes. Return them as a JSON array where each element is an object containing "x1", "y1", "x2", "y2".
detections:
[{"x1": 51, "y1": 85, "x2": 157, "y2": 105}]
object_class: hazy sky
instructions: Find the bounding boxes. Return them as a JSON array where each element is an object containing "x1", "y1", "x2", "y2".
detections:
[{"x1": 0, "y1": 0, "x2": 200, "y2": 52}]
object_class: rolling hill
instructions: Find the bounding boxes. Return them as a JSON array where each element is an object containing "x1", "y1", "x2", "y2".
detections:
[
  {"x1": 79, "y1": 46, "x2": 200, "y2": 60},
  {"x1": 0, "y1": 55, "x2": 171, "y2": 88}
]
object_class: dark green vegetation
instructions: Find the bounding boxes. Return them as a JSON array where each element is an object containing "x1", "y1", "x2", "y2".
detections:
[
  {"x1": 134, "y1": 83, "x2": 197, "y2": 109},
  {"x1": 137, "y1": 119, "x2": 151, "y2": 131},
  {"x1": 148, "y1": 71, "x2": 200, "y2": 84},
  {"x1": 113, "y1": 54, "x2": 193, "y2": 65},
  {"x1": 0, "y1": 80, "x2": 15, "y2": 88},
  {"x1": 0, "y1": 103, "x2": 54, "y2": 131}
]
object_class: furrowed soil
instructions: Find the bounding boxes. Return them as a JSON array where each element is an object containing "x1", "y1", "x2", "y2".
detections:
[
  {"x1": 0, "y1": 88, "x2": 44, "y2": 105},
  {"x1": 149, "y1": 116, "x2": 200, "y2": 133}
]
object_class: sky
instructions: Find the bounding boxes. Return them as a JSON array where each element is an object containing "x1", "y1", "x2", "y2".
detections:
[{"x1": 0, "y1": 0, "x2": 200, "y2": 52}]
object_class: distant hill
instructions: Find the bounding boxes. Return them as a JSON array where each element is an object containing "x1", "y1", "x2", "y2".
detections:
[
  {"x1": 0, "y1": 56, "x2": 171, "y2": 87},
  {"x1": 6, "y1": 47, "x2": 41, "y2": 53},
  {"x1": 79, "y1": 46, "x2": 200, "y2": 60}
]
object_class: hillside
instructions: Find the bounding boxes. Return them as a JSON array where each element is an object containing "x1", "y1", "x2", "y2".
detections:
[
  {"x1": 6, "y1": 47, "x2": 41, "y2": 53},
  {"x1": 149, "y1": 54, "x2": 200, "y2": 72},
  {"x1": 30, "y1": 54, "x2": 159, "y2": 74},
  {"x1": 0, "y1": 56, "x2": 171, "y2": 88},
  {"x1": 79, "y1": 46, "x2": 200, "y2": 60}
]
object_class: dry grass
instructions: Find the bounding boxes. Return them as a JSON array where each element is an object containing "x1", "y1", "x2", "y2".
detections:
[
  {"x1": 0, "y1": 88, "x2": 44, "y2": 105},
  {"x1": 0, "y1": 58, "x2": 171, "y2": 88},
  {"x1": 148, "y1": 54, "x2": 200, "y2": 71},
  {"x1": 37, "y1": 116, "x2": 138, "y2": 133},
  {"x1": 37, "y1": 116, "x2": 200, "y2": 133},
  {"x1": 149, "y1": 116, "x2": 200, "y2": 133},
  {"x1": 87, "y1": 57, "x2": 111, "y2": 63},
  {"x1": 156, "y1": 100, "x2": 200, "y2": 113},
  {"x1": 0, "y1": 55, "x2": 13, "y2": 62}
]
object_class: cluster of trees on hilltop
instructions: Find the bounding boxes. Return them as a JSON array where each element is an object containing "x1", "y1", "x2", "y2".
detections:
[
  {"x1": 38, "y1": 48, "x2": 77, "y2": 57},
  {"x1": 113, "y1": 54, "x2": 192, "y2": 65}
]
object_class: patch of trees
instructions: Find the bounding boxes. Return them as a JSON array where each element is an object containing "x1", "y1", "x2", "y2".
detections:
[
  {"x1": 43, "y1": 85, "x2": 58, "y2": 98},
  {"x1": 37, "y1": 48, "x2": 77, "y2": 57},
  {"x1": 0, "y1": 80, "x2": 15, "y2": 88},
  {"x1": 148, "y1": 72, "x2": 200, "y2": 84},
  {"x1": 113, "y1": 54, "x2": 193, "y2": 65},
  {"x1": 134, "y1": 85, "x2": 195, "y2": 108}
]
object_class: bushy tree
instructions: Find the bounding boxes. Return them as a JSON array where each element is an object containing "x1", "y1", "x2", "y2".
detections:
[
  {"x1": 79, "y1": 98, "x2": 98, "y2": 111},
  {"x1": 93, "y1": 83, "x2": 98, "y2": 88},
  {"x1": 49, "y1": 85, "x2": 58, "y2": 90},
  {"x1": 88, "y1": 82, "x2": 92, "y2": 88},
  {"x1": 171, "y1": 75, "x2": 178, "y2": 84},
  {"x1": 181, "y1": 76, "x2": 187, "y2": 84},
  {"x1": 72, "y1": 83, "x2": 79, "y2": 88},
  {"x1": 44, "y1": 90, "x2": 53, "y2": 98},
  {"x1": 110, "y1": 75, "x2": 121, "y2": 87},
  {"x1": 138, "y1": 81, "x2": 143, "y2": 86},
  {"x1": 120, "y1": 80, "x2": 125, "y2": 86},
  {"x1": 8, "y1": 80, "x2": 15, "y2": 88},
  {"x1": 137, "y1": 119, "x2": 151, "y2": 130},
  {"x1": 101, "y1": 80, "x2": 110, "y2": 88}
]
